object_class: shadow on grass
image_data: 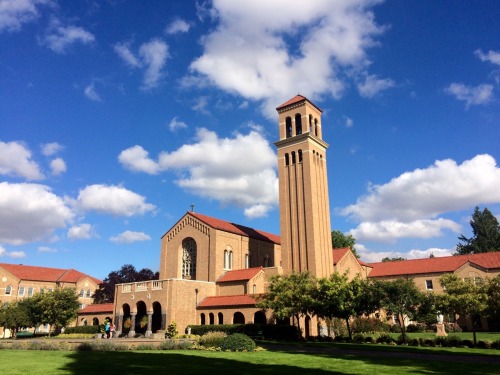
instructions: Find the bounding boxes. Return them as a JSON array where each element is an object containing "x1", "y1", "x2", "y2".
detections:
[{"x1": 60, "y1": 348, "x2": 497, "y2": 375}]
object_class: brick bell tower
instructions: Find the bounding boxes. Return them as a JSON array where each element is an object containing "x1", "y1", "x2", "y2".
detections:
[{"x1": 274, "y1": 95, "x2": 334, "y2": 278}]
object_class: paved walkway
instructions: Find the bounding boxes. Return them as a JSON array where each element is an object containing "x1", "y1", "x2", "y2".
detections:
[{"x1": 259, "y1": 341, "x2": 500, "y2": 365}]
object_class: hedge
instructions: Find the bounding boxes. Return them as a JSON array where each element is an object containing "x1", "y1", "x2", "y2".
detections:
[
  {"x1": 188, "y1": 323, "x2": 300, "y2": 341},
  {"x1": 64, "y1": 325, "x2": 100, "y2": 334}
]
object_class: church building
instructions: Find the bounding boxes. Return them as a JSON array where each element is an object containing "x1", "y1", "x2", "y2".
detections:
[{"x1": 113, "y1": 95, "x2": 335, "y2": 337}]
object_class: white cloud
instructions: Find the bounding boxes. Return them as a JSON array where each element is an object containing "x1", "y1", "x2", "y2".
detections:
[
  {"x1": 50, "y1": 157, "x2": 66, "y2": 175},
  {"x1": 358, "y1": 246, "x2": 454, "y2": 263},
  {"x1": 0, "y1": 182, "x2": 74, "y2": 244},
  {"x1": 445, "y1": 83, "x2": 494, "y2": 108},
  {"x1": 475, "y1": 49, "x2": 500, "y2": 66},
  {"x1": 67, "y1": 223, "x2": 96, "y2": 240},
  {"x1": 357, "y1": 74, "x2": 395, "y2": 98},
  {"x1": 188, "y1": 0, "x2": 386, "y2": 117},
  {"x1": 114, "y1": 42, "x2": 141, "y2": 67},
  {"x1": 0, "y1": 0, "x2": 50, "y2": 33},
  {"x1": 350, "y1": 218, "x2": 460, "y2": 243},
  {"x1": 41, "y1": 142, "x2": 63, "y2": 156},
  {"x1": 342, "y1": 154, "x2": 500, "y2": 242},
  {"x1": 342, "y1": 116, "x2": 353, "y2": 128},
  {"x1": 38, "y1": 246, "x2": 57, "y2": 253},
  {"x1": 192, "y1": 96, "x2": 210, "y2": 114},
  {"x1": 8, "y1": 250, "x2": 26, "y2": 258},
  {"x1": 165, "y1": 19, "x2": 191, "y2": 34},
  {"x1": 114, "y1": 39, "x2": 169, "y2": 90},
  {"x1": 41, "y1": 19, "x2": 95, "y2": 54},
  {"x1": 76, "y1": 184, "x2": 156, "y2": 217},
  {"x1": 110, "y1": 230, "x2": 151, "y2": 244},
  {"x1": 84, "y1": 82, "x2": 101, "y2": 101},
  {"x1": 168, "y1": 117, "x2": 187, "y2": 132},
  {"x1": 244, "y1": 204, "x2": 273, "y2": 218},
  {"x1": 118, "y1": 145, "x2": 161, "y2": 174},
  {"x1": 119, "y1": 128, "x2": 278, "y2": 217},
  {"x1": 0, "y1": 140, "x2": 44, "y2": 180}
]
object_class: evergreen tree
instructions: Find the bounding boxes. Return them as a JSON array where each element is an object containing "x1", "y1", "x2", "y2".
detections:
[{"x1": 456, "y1": 206, "x2": 500, "y2": 255}]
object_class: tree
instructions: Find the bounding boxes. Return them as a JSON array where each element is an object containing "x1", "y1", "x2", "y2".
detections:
[
  {"x1": 257, "y1": 272, "x2": 316, "y2": 335},
  {"x1": 331, "y1": 230, "x2": 359, "y2": 258},
  {"x1": 0, "y1": 301, "x2": 30, "y2": 338},
  {"x1": 436, "y1": 273, "x2": 489, "y2": 345},
  {"x1": 38, "y1": 288, "x2": 80, "y2": 335},
  {"x1": 485, "y1": 274, "x2": 500, "y2": 319},
  {"x1": 94, "y1": 264, "x2": 159, "y2": 303},
  {"x1": 377, "y1": 278, "x2": 424, "y2": 342},
  {"x1": 314, "y1": 273, "x2": 365, "y2": 340},
  {"x1": 381, "y1": 257, "x2": 406, "y2": 262},
  {"x1": 456, "y1": 206, "x2": 500, "y2": 255}
]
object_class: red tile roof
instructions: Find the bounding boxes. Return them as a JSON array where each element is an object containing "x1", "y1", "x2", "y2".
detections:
[
  {"x1": 367, "y1": 251, "x2": 500, "y2": 278},
  {"x1": 198, "y1": 294, "x2": 257, "y2": 308},
  {"x1": 0, "y1": 263, "x2": 102, "y2": 285},
  {"x1": 332, "y1": 247, "x2": 350, "y2": 265},
  {"x1": 217, "y1": 267, "x2": 263, "y2": 283},
  {"x1": 276, "y1": 94, "x2": 322, "y2": 113},
  {"x1": 79, "y1": 303, "x2": 114, "y2": 314},
  {"x1": 188, "y1": 212, "x2": 280, "y2": 245}
]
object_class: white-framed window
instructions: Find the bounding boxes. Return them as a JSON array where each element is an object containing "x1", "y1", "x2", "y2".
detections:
[
  {"x1": 263, "y1": 256, "x2": 270, "y2": 267},
  {"x1": 245, "y1": 254, "x2": 250, "y2": 269},
  {"x1": 5, "y1": 285, "x2": 12, "y2": 295},
  {"x1": 86, "y1": 289, "x2": 91, "y2": 298},
  {"x1": 224, "y1": 249, "x2": 233, "y2": 270},
  {"x1": 425, "y1": 280, "x2": 433, "y2": 290},
  {"x1": 27, "y1": 287, "x2": 34, "y2": 297},
  {"x1": 40, "y1": 288, "x2": 45, "y2": 294},
  {"x1": 18, "y1": 286, "x2": 25, "y2": 297},
  {"x1": 79, "y1": 289, "x2": 84, "y2": 297}
]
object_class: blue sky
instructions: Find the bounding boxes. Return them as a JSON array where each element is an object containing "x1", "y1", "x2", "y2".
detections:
[{"x1": 1, "y1": 0, "x2": 499, "y2": 280}]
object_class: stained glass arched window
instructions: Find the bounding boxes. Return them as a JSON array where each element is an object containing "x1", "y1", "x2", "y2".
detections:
[{"x1": 182, "y1": 238, "x2": 197, "y2": 279}]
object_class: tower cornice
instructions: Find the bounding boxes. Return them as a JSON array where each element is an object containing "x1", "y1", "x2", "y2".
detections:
[{"x1": 274, "y1": 132, "x2": 329, "y2": 149}]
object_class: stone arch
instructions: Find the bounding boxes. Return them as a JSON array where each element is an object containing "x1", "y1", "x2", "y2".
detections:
[
  {"x1": 233, "y1": 312, "x2": 245, "y2": 324},
  {"x1": 285, "y1": 117, "x2": 292, "y2": 138},
  {"x1": 80, "y1": 318, "x2": 88, "y2": 326},
  {"x1": 136, "y1": 300, "x2": 148, "y2": 334},
  {"x1": 295, "y1": 113, "x2": 302, "y2": 135},
  {"x1": 182, "y1": 237, "x2": 197, "y2": 279},
  {"x1": 92, "y1": 317, "x2": 99, "y2": 326},
  {"x1": 152, "y1": 301, "x2": 163, "y2": 333},
  {"x1": 209, "y1": 312, "x2": 215, "y2": 325},
  {"x1": 285, "y1": 153, "x2": 289, "y2": 166},
  {"x1": 200, "y1": 313, "x2": 206, "y2": 325},
  {"x1": 121, "y1": 303, "x2": 131, "y2": 332},
  {"x1": 254, "y1": 311, "x2": 266, "y2": 324},
  {"x1": 218, "y1": 312, "x2": 224, "y2": 324}
]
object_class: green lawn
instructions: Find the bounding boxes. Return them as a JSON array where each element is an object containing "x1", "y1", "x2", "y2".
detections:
[
  {"x1": 394, "y1": 332, "x2": 500, "y2": 341},
  {"x1": 0, "y1": 348, "x2": 497, "y2": 375}
]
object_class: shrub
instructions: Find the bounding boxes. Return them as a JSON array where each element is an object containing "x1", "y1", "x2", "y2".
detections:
[
  {"x1": 406, "y1": 323, "x2": 426, "y2": 333},
  {"x1": 220, "y1": 333, "x2": 256, "y2": 352},
  {"x1": 352, "y1": 334, "x2": 365, "y2": 343},
  {"x1": 476, "y1": 340, "x2": 492, "y2": 349},
  {"x1": 424, "y1": 339, "x2": 436, "y2": 347},
  {"x1": 351, "y1": 317, "x2": 389, "y2": 333},
  {"x1": 461, "y1": 339, "x2": 474, "y2": 348},
  {"x1": 166, "y1": 321, "x2": 178, "y2": 339},
  {"x1": 408, "y1": 338, "x2": 420, "y2": 346},
  {"x1": 491, "y1": 339, "x2": 500, "y2": 350},
  {"x1": 396, "y1": 335, "x2": 408, "y2": 345},
  {"x1": 443, "y1": 335, "x2": 462, "y2": 347},
  {"x1": 199, "y1": 331, "x2": 227, "y2": 348},
  {"x1": 364, "y1": 336, "x2": 375, "y2": 344},
  {"x1": 64, "y1": 325, "x2": 100, "y2": 334},
  {"x1": 376, "y1": 333, "x2": 394, "y2": 344},
  {"x1": 389, "y1": 324, "x2": 401, "y2": 333}
]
